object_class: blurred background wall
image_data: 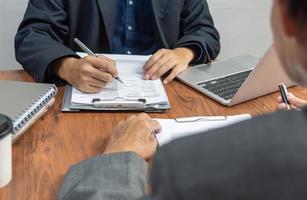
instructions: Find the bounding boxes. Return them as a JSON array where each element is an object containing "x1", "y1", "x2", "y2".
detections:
[
  {"x1": 0, "y1": 0, "x2": 28, "y2": 70},
  {"x1": 207, "y1": 0, "x2": 273, "y2": 60}
]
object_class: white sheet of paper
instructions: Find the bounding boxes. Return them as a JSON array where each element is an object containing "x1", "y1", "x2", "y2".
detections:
[
  {"x1": 77, "y1": 53, "x2": 151, "y2": 74},
  {"x1": 71, "y1": 54, "x2": 169, "y2": 105},
  {"x1": 155, "y1": 114, "x2": 251, "y2": 146}
]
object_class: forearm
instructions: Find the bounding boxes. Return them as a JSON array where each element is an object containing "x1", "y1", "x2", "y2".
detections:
[
  {"x1": 14, "y1": 0, "x2": 77, "y2": 83},
  {"x1": 58, "y1": 152, "x2": 148, "y2": 200},
  {"x1": 15, "y1": 31, "x2": 77, "y2": 84}
]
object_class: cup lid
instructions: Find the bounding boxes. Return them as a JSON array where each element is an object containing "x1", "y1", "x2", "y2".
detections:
[{"x1": 0, "y1": 114, "x2": 13, "y2": 139}]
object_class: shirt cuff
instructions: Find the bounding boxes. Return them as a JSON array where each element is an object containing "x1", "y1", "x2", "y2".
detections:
[
  {"x1": 176, "y1": 41, "x2": 205, "y2": 65},
  {"x1": 45, "y1": 55, "x2": 80, "y2": 86},
  {"x1": 45, "y1": 64, "x2": 66, "y2": 86}
]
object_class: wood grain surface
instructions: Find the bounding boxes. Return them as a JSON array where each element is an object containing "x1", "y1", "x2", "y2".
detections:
[{"x1": 0, "y1": 70, "x2": 306, "y2": 200}]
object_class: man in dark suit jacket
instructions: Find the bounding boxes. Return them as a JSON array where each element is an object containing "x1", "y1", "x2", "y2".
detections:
[
  {"x1": 15, "y1": 0, "x2": 220, "y2": 93},
  {"x1": 57, "y1": 0, "x2": 307, "y2": 199}
]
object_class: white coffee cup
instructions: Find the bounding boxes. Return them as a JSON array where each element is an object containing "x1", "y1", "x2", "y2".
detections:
[{"x1": 0, "y1": 114, "x2": 13, "y2": 188}]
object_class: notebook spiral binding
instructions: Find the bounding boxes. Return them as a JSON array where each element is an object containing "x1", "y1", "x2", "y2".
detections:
[{"x1": 12, "y1": 85, "x2": 58, "y2": 133}]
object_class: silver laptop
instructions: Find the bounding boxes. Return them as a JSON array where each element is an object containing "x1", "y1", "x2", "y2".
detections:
[{"x1": 177, "y1": 46, "x2": 296, "y2": 106}]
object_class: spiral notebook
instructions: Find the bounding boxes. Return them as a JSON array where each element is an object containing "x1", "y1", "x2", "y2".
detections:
[{"x1": 0, "y1": 80, "x2": 58, "y2": 142}]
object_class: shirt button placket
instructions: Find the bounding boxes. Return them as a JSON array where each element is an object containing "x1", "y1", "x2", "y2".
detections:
[{"x1": 125, "y1": 0, "x2": 134, "y2": 55}]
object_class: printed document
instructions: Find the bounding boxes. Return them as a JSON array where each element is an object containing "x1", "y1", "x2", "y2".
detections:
[{"x1": 71, "y1": 54, "x2": 169, "y2": 106}]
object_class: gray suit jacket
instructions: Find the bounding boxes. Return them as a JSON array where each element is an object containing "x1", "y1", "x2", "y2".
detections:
[{"x1": 58, "y1": 108, "x2": 307, "y2": 200}]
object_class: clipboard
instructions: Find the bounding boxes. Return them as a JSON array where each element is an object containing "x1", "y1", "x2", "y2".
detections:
[
  {"x1": 91, "y1": 98, "x2": 147, "y2": 109},
  {"x1": 155, "y1": 114, "x2": 252, "y2": 146},
  {"x1": 61, "y1": 85, "x2": 171, "y2": 112}
]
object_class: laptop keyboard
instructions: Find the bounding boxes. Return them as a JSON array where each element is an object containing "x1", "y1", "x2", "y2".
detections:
[{"x1": 197, "y1": 70, "x2": 252, "y2": 100}]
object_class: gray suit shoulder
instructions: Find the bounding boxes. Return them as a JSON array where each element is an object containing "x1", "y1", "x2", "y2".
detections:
[
  {"x1": 58, "y1": 152, "x2": 148, "y2": 200},
  {"x1": 150, "y1": 109, "x2": 307, "y2": 199}
]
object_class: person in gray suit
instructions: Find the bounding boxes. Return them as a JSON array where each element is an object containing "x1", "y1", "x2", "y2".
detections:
[{"x1": 58, "y1": 0, "x2": 307, "y2": 199}]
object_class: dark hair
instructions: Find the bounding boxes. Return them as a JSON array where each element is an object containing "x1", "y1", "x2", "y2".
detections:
[{"x1": 285, "y1": 0, "x2": 307, "y2": 21}]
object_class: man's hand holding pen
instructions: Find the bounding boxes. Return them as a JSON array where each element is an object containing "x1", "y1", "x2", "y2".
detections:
[
  {"x1": 53, "y1": 55, "x2": 118, "y2": 94},
  {"x1": 277, "y1": 83, "x2": 307, "y2": 110},
  {"x1": 277, "y1": 92, "x2": 307, "y2": 110},
  {"x1": 53, "y1": 38, "x2": 124, "y2": 94}
]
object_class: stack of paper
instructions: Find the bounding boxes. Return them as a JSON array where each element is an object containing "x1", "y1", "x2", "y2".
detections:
[{"x1": 69, "y1": 54, "x2": 170, "y2": 111}]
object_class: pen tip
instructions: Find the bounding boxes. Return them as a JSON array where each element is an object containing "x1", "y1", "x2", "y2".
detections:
[{"x1": 116, "y1": 77, "x2": 124, "y2": 84}]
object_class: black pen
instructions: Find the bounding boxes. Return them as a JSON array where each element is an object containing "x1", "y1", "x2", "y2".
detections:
[
  {"x1": 73, "y1": 38, "x2": 124, "y2": 84},
  {"x1": 278, "y1": 83, "x2": 291, "y2": 110}
]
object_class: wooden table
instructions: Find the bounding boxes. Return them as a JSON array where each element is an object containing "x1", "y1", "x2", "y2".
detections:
[{"x1": 0, "y1": 70, "x2": 306, "y2": 200}]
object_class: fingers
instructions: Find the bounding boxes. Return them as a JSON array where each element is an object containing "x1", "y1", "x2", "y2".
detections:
[
  {"x1": 278, "y1": 103, "x2": 290, "y2": 110},
  {"x1": 145, "y1": 119, "x2": 161, "y2": 134},
  {"x1": 73, "y1": 57, "x2": 117, "y2": 93},
  {"x1": 86, "y1": 66, "x2": 114, "y2": 83},
  {"x1": 128, "y1": 113, "x2": 161, "y2": 136},
  {"x1": 288, "y1": 94, "x2": 307, "y2": 108},
  {"x1": 78, "y1": 84, "x2": 103, "y2": 94},
  {"x1": 127, "y1": 115, "x2": 138, "y2": 122},
  {"x1": 126, "y1": 113, "x2": 150, "y2": 121},
  {"x1": 136, "y1": 113, "x2": 151, "y2": 120},
  {"x1": 138, "y1": 119, "x2": 161, "y2": 145},
  {"x1": 163, "y1": 65, "x2": 185, "y2": 84},
  {"x1": 278, "y1": 102, "x2": 300, "y2": 111},
  {"x1": 144, "y1": 49, "x2": 166, "y2": 73},
  {"x1": 88, "y1": 77, "x2": 108, "y2": 89},
  {"x1": 152, "y1": 59, "x2": 177, "y2": 79},
  {"x1": 120, "y1": 114, "x2": 150, "y2": 132},
  {"x1": 143, "y1": 49, "x2": 189, "y2": 83},
  {"x1": 76, "y1": 67, "x2": 110, "y2": 93},
  {"x1": 144, "y1": 54, "x2": 171, "y2": 80},
  {"x1": 278, "y1": 103, "x2": 286, "y2": 109},
  {"x1": 107, "y1": 113, "x2": 161, "y2": 160},
  {"x1": 86, "y1": 56, "x2": 118, "y2": 78},
  {"x1": 277, "y1": 96, "x2": 283, "y2": 103},
  {"x1": 277, "y1": 93, "x2": 307, "y2": 110}
]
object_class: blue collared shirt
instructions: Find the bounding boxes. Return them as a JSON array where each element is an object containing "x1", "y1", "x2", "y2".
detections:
[{"x1": 112, "y1": 0, "x2": 159, "y2": 55}]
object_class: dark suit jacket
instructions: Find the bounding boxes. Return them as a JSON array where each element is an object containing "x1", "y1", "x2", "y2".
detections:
[
  {"x1": 58, "y1": 108, "x2": 307, "y2": 200},
  {"x1": 15, "y1": 0, "x2": 220, "y2": 83}
]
